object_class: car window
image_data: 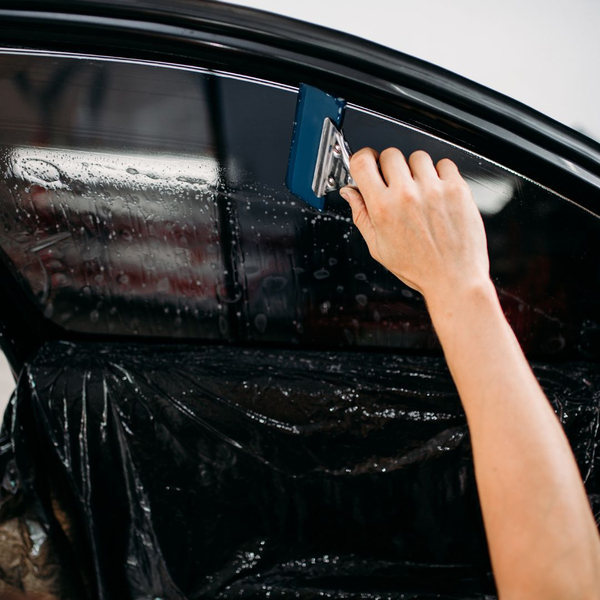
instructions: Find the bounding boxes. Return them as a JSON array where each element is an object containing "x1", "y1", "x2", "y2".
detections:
[{"x1": 0, "y1": 50, "x2": 598, "y2": 358}]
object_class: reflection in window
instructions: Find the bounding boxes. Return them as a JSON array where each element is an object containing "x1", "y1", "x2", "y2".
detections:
[
  {"x1": 0, "y1": 51, "x2": 599, "y2": 358},
  {"x1": 3, "y1": 147, "x2": 224, "y2": 338}
]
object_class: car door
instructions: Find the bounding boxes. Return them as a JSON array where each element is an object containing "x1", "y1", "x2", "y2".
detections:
[{"x1": 0, "y1": 2, "x2": 598, "y2": 599}]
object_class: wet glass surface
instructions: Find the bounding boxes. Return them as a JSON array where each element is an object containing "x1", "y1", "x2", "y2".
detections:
[{"x1": 0, "y1": 51, "x2": 599, "y2": 357}]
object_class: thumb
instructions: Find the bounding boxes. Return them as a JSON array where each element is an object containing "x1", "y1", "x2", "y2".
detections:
[{"x1": 340, "y1": 186, "x2": 376, "y2": 245}]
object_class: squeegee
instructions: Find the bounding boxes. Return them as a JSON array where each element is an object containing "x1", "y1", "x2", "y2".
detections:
[{"x1": 285, "y1": 83, "x2": 355, "y2": 211}]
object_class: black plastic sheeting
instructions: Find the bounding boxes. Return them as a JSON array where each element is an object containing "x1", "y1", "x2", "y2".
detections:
[{"x1": 0, "y1": 342, "x2": 599, "y2": 599}]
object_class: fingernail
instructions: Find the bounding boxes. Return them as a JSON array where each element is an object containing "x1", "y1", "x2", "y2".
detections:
[{"x1": 340, "y1": 190, "x2": 349, "y2": 201}]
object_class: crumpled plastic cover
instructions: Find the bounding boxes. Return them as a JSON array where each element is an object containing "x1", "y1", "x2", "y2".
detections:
[{"x1": 0, "y1": 341, "x2": 599, "y2": 599}]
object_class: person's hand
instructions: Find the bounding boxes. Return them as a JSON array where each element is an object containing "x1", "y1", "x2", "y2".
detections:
[{"x1": 340, "y1": 148, "x2": 491, "y2": 306}]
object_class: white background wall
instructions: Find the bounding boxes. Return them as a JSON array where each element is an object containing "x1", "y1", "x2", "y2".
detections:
[
  {"x1": 0, "y1": 353, "x2": 12, "y2": 418},
  {"x1": 223, "y1": 0, "x2": 600, "y2": 141},
  {"x1": 0, "y1": 0, "x2": 598, "y2": 415}
]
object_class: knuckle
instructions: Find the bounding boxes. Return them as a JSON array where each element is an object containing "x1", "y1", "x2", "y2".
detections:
[
  {"x1": 371, "y1": 207, "x2": 383, "y2": 221},
  {"x1": 352, "y1": 147, "x2": 375, "y2": 159},
  {"x1": 445, "y1": 179, "x2": 467, "y2": 196},
  {"x1": 350, "y1": 151, "x2": 371, "y2": 171},
  {"x1": 428, "y1": 182, "x2": 443, "y2": 197},
  {"x1": 410, "y1": 150, "x2": 429, "y2": 162},
  {"x1": 400, "y1": 186, "x2": 418, "y2": 204},
  {"x1": 380, "y1": 147, "x2": 401, "y2": 159},
  {"x1": 437, "y1": 157, "x2": 456, "y2": 169},
  {"x1": 370, "y1": 198, "x2": 387, "y2": 219}
]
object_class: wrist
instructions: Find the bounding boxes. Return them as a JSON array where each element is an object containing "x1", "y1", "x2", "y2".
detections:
[{"x1": 424, "y1": 278, "x2": 499, "y2": 325}]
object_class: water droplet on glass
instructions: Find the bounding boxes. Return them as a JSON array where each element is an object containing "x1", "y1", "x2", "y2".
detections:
[
  {"x1": 254, "y1": 313, "x2": 268, "y2": 333},
  {"x1": 142, "y1": 254, "x2": 155, "y2": 269},
  {"x1": 261, "y1": 276, "x2": 287, "y2": 294},
  {"x1": 45, "y1": 259, "x2": 63, "y2": 270},
  {"x1": 218, "y1": 315, "x2": 229, "y2": 336},
  {"x1": 544, "y1": 335, "x2": 566, "y2": 353},
  {"x1": 216, "y1": 285, "x2": 242, "y2": 304},
  {"x1": 355, "y1": 294, "x2": 368, "y2": 307},
  {"x1": 51, "y1": 273, "x2": 70, "y2": 288},
  {"x1": 20, "y1": 158, "x2": 61, "y2": 184},
  {"x1": 156, "y1": 277, "x2": 170, "y2": 293},
  {"x1": 121, "y1": 229, "x2": 133, "y2": 243},
  {"x1": 313, "y1": 268, "x2": 330, "y2": 280}
]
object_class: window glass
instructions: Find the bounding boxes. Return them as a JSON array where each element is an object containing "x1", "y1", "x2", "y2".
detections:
[{"x1": 0, "y1": 51, "x2": 598, "y2": 357}]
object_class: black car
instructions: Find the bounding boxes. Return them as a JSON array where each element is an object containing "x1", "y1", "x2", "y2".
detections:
[{"x1": 0, "y1": 1, "x2": 598, "y2": 598}]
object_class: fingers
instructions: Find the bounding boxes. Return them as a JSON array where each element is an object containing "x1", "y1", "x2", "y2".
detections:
[
  {"x1": 351, "y1": 148, "x2": 446, "y2": 193},
  {"x1": 349, "y1": 148, "x2": 387, "y2": 196},
  {"x1": 379, "y1": 147, "x2": 412, "y2": 186},
  {"x1": 436, "y1": 158, "x2": 461, "y2": 180},
  {"x1": 351, "y1": 149, "x2": 460, "y2": 187},
  {"x1": 347, "y1": 147, "x2": 466, "y2": 208},
  {"x1": 408, "y1": 150, "x2": 440, "y2": 183}
]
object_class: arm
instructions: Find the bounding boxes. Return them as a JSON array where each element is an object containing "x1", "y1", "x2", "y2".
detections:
[{"x1": 340, "y1": 148, "x2": 600, "y2": 600}]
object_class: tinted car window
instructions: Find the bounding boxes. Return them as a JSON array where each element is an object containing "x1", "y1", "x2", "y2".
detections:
[{"x1": 0, "y1": 51, "x2": 598, "y2": 357}]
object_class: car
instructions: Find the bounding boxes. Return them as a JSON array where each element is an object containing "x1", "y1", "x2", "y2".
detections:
[{"x1": 0, "y1": 1, "x2": 598, "y2": 598}]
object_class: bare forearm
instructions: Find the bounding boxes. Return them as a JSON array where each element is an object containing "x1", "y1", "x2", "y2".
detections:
[
  {"x1": 427, "y1": 281, "x2": 600, "y2": 599},
  {"x1": 342, "y1": 146, "x2": 600, "y2": 598}
]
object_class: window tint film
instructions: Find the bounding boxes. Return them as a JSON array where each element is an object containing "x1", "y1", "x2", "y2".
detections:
[{"x1": 0, "y1": 51, "x2": 598, "y2": 357}]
